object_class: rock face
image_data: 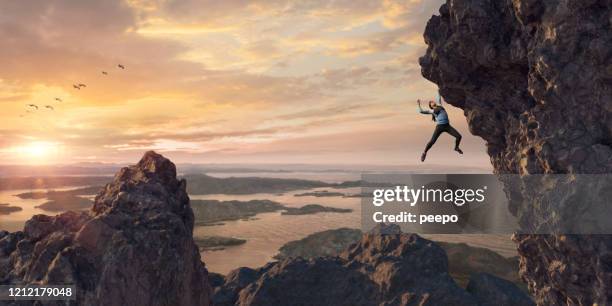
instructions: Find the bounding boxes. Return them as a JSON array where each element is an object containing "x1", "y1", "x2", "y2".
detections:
[
  {"x1": 467, "y1": 273, "x2": 534, "y2": 306},
  {"x1": 274, "y1": 228, "x2": 362, "y2": 260},
  {"x1": 420, "y1": 0, "x2": 612, "y2": 305},
  {"x1": 0, "y1": 151, "x2": 212, "y2": 306},
  {"x1": 274, "y1": 227, "x2": 522, "y2": 288},
  {"x1": 213, "y1": 228, "x2": 532, "y2": 306}
]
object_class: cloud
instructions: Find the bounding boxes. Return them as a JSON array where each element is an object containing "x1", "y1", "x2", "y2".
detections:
[{"x1": 0, "y1": 0, "x2": 490, "y2": 167}]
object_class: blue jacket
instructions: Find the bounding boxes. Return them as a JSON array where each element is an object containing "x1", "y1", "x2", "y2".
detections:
[{"x1": 418, "y1": 95, "x2": 449, "y2": 125}]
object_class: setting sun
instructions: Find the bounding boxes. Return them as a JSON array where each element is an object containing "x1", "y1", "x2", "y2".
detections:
[
  {"x1": 6, "y1": 141, "x2": 61, "y2": 164},
  {"x1": 23, "y1": 142, "x2": 56, "y2": 157}
]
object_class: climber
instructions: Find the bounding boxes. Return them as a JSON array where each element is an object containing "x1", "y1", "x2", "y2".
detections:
[{"x1": 417, "y1": 93, "x2": 463, "y2": 162}]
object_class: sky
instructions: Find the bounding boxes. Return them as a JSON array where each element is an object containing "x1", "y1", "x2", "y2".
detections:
[{"x1": 0, "y1": 0, "x2": 491, "y2": 169}]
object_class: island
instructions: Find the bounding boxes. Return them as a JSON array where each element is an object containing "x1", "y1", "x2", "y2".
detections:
[
  {"x1": 0, "y1": 176, "x2": 110, "y2": 191},
  {"x1": 274, "y1": 228, "x2": 362, "y2": 259},
  {"x1": 13, "y1": 186, "x2": 97, "y2": 212},
  {"x1": 191, "y1": 200, "x2": 352, "y2": 225},
  {"x1": 294, "y1": 190, "x2": 346, "y2": 197},
  {"x1": 35, "y1": 195, "x2": 93, "y2": 212},
  {"x1": 184, "y1": 174, "x2": 362, "y2": 195},
  {"x1": 16, "y1": 185, "x2": 103, "y2": 199},
  {"x1": 191, "y1": 200, "x2": 284, "y2": 225},
  {"x1": 8, "y1": 174, "x2": 370, "y2": 197},
  {"x1": 194, "y1": 236, "x2": 247, "y2": 251},
  {"x1": 0, "y1": 203, "x2": 22, "y2": 215},
  {"x1": 281, "y1": 204, "x2": 352, "y2": 215}
]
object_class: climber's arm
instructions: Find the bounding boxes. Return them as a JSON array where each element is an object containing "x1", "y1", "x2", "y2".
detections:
[{"x1": 417, "y1": 99, "x2": 432, "y2": 114}]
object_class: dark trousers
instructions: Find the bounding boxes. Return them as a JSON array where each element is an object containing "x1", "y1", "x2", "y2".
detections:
[{"x1": 424, "y1": 124, "x2": 462, "y2": 153}]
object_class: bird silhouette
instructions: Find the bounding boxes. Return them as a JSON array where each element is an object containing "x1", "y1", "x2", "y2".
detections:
[
  {"x1": 45, "y1": 105, "x2": 54, "y2": 110},
  {"x1": 73, "y1": 84, "x2": 80, "y2": 90},
  {"x1": 77, "y1": 83, "x2": 87, "y2": 88},
  {"x1": 55, "y1": 97, "x2": 63, "y2": 102},
  {"x1": 102, "y1": 71, "x2": 108, "y2": 75},
  {"x1": 27, "y1": 104, "x2": 38, "y2": 110},
  {"x1": 117, "y1": 64, "x2": 125, "y2": 69}
]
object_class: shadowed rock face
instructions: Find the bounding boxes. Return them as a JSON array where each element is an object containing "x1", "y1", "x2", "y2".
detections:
[
  {"x1": 420, "y1": 0, "x2": 611, "y2": 305},
  {"x1": 0, "y1": 151, "x2": 212, "y2": 306},
  {"x1": 213, "y1": 226, "x2": 532, "y2": 306}
]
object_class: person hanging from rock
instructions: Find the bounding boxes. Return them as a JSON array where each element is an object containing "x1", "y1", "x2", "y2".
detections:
[{"x1": 417, "y1": 92, "x2": 463, "y2": 162}]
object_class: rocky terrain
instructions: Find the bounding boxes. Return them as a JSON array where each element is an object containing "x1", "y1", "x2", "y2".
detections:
[
  {"x1": 0, "y1": 152, "x2": 212, "y2": 306},
  {"x1": 274, "y1": 227, "x2": 522, "y2": 288},
  {"x1": 213, "y1": 225, "x2": 533, "y2": 306},
  {"x1": 274, "y1": 228, "x2": 362, "y2": 260},
  {"x1": 420, "y1": 0, "x2": 612, "y2": 304}
]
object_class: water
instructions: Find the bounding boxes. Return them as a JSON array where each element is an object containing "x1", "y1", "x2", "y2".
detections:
[
  {"x1": 0, "y1": 172, "x2": 518, "y2": 275},
  {"x1": 193, "y1": 187, "x2": 362, "y2": 274},
  {"x1": 192, "y1": 184, "x2": 517, "y2": 274},
  {"x1": 0, "y1": 186, "x2": 89, "y2": 232}
]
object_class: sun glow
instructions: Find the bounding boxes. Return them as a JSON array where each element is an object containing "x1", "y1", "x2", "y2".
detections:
[{"x1": 8, "y1": 141, "x2": 61, "y2": 164}]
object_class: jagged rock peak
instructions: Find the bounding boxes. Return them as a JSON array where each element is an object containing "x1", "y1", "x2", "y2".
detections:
[
  {"x1": 92, "y1": 151, "x2": 190, "y2": 223},
  {"x1": 0, "y1": 151, "x2": 211, "y2": 306}
]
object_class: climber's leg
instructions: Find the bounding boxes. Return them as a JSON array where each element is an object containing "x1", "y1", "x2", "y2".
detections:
[
  {"x1": 445, "y1": 125, "x2": 463, "y2": 154},
  {"x1": 422, "y1": 125, "x2": 445, "y2": 161}
]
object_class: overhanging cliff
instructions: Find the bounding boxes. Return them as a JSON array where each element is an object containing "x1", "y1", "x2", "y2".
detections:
[{"x1": 420, "y1": 0, "x2": 611, "y2": 304}]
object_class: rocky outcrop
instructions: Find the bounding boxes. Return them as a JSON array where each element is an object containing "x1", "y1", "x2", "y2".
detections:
[
  {"x1": 420, "y1": 0, "x2": 612, "y2": 305},
  {"x1": 213, "y1": 226, "x2": 532, "y2": 306},
  {"x1": 274, "y1": 227, "x2": 522, "y2": 288},
  {"x1": 0, "y1": 151, "x2": 212, "y2": 306},
  {"x1": 467, "y1": 273, "x2": 534, "y2": 306},
  {"x1": 274, "y1": 228, "x2": 362, "y2": 260}
]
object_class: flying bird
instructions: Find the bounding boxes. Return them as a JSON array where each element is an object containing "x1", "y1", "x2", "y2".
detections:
[
  {"x1": 45, "y1": 105, "x2": 54, "y2": 110},
  {"x1": 77, "y1": 83, "x2": 87, "y2": 88},
  {"x1": 55, "y1": 97, "x2": 63, "y2": 102},
  {"x1": 27, "y1": 104, "x2": 38, "y2": 110},
  {"x1": 102, "y1": 71, "x2": 108, "y2": 75},
  {"x1": 117, "y1": 64, "x2": 125, "y2": 69},
  {"x1": 73, "y1": 84, "x2": 81, "y2": 90}
]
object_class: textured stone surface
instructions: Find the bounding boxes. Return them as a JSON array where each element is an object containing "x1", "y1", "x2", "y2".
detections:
[
  {"x1": 467, "y1": 272, "x2": 535, "y2": 306},
  {"x1": 213, "y1": 228, "x2": 532, "y2": 306},
  {"x1": 0, "y1": 151, "x2": 212, "y2": 306},
  {"x1": 420, "y1": 0, "x2": 612, "y2": 304}
]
